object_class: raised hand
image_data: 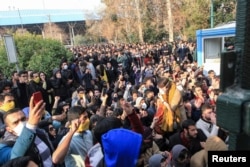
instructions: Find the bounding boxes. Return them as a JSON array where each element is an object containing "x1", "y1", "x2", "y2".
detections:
[
  {"x1": 54, "y1": 96, "x2": 60, "y2": 102},
  {"x1": 121, "y1": 101, "x2": 134, "y2": 115},
  {"x1": 28, "y1": 96, "x2": 46, "y2": 126},
  {"x1": 69, "y1": 119, "x2": 80, "y2": 134}
]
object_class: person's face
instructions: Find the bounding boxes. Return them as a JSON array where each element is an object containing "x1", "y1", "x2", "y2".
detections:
[
  {"x1": 202, "y1": 108, "x2": 213, "y2": 122},
  {"x1": 145, "y1": 79, "x2": 153, "y2": 87},
  {"x1": 146, "y1": 92, "x2": 154, "y2": 99},
  {"x1": 94, "y1": 90, "x2": 101, "y2": 97},
  {"x1": 132, "y1": 93, "x2": 138, "y2": 101},
  {"x1": 106, "y1": 110, "x2": 113, "y2": 117},
  {"x1": 40, "y1": 73, "x2": 46, "y2": 79},
  {"x1": 32, "y1": 73, "x2": 39, "y2": 80},
  {"x1": 186, "y1": 125, "x2": 198, "y2": 138},
  {"x1": 79, "y1": 112, "x2": 89, "y2": 122},
  {"x1": 61, "y1": 62, "x2": 68, "y2": 69},
  {"x1": 12, "y1": 72, "x2": 19, "y2": 80},
  {"x1": 48, "y1": 125, "x2": 56, "y2": 137},
  {"x1": 107, "y1": 62, "x2": 112, "y2": 68},
  {"x1": 139, "y1": 84, "x2": 146, "y2": 92},
  {"x1": 19, "y1": 73, "x2": 28, "y2": 83},
  {"x1": 2, "y1": 95, "x2": 15, "y2": 105},
  {"x1": 194, "y1": 87, "x2": 203, "y2": 97},
  {"x1": 2, "y1": 86, "x2": 11, "y2": 93},
  {"x1": 201, "y1": 80, "x2": 208, "y2": 90},
  {"x1": 56, "y1": 71, "x2": 61, "y2": 78},
  {"x1": 78, "y1": 91, "x2": 85, "y2": 99},
  {"x1": 209, "y1": 72, "x2": 215, "y2": 78},
  {"x1": 5, "y1": 111, "x2": 26, "y2": 135}
]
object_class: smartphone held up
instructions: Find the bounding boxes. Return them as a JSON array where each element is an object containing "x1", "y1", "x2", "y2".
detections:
[{"x1": 33, "y1": 91, "x2": 43, "y2": 105}]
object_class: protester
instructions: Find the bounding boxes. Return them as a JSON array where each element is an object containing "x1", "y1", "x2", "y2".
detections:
[
  {"x1": 0, "y1": 41, "x2": 227, "y2": 166},
  {"x1": 0, "y1": 96, "x2": 80, "y2": 166}
]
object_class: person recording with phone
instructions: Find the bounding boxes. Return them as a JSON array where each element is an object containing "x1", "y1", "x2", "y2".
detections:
[{"x1": 0, "y1": 95, "x2": 81, "y2": 166}]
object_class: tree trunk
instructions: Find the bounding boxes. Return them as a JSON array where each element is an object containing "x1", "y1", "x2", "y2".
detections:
[
  {"x1": 166, "y1": 0, "x2": 174, "y2": 42},
  {"x1": 135, "y1": 0, "x2": 144, "y2": 43}
]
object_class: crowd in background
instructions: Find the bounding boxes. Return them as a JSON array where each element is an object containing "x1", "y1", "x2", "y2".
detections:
[{"x1": 0, "y1": 40, "x2": 228, "y2": 167}]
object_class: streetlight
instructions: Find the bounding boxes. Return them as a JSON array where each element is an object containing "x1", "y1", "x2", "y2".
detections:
[
  {"x1": 210, "y1": 0, "x2": 214, "y2": 28},
  {"x1": 3, "y1": 34, "x2": 20, "y2": 72}
]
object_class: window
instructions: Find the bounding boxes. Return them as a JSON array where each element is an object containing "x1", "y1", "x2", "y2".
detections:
[{"x1": 204, "y1": 38, "x2": 222, "y2": 60}]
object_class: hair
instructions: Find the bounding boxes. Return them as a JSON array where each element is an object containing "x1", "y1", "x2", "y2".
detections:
[
  {"x1": 89, "y1": 114, "x2": 104, "y2": 130},
  {"x1": 3, "y1": 108, "x2": 23, "y2": 125},
  {"x1": 67, "y1": 106, "x2": 87, "y2": 122},
  {"x1": 77, "y1": 86, "x2": 85, "y2": 93},
  {"x1": 18, "y1": 70, "x2": 28, "y2": 77},
  {"x1": 113, "y1": 108, "x2": 123, "y2": 117},
  {"x1": 60, "y1": 59, "x2": 68, "y2": 69},
  {"x1": 39, "y1": 71, "x2": 47, "y2": 77},
  {"x1": 181, "y1": 119, "x2": 196, "y2": 130},
  {"x1": 0, "y1": 92, "x2": 14, "y2": 102},
  {"x1": 201, "y1": 103, "x2": 213, "y2": 115},
  {"x1": 157, "y1": 77, "x2": 171, "y2": 88},
  {"x1": 0, "y1": 80, "x2": 13, "y2": 93},
  {"x1": 93, "y1": 117, "x2": 122, "y2": 145},
  {"x1": 30, "y1": 71, "x2": 39, "y2": 78},
  {"x1": 11, "y1": 70, "x2": 17, "y2": 77},
  {"x1": 143, "y1": 77, "x2": 152, "y2": 84},
  {"x1": 144, "y1": 89, "x2": 154, "y2": 96},
  {"x1": 208, "y1": 70, "x2": 215, "y2": 74},
  {"x1": 175, "y1": 149, "x2": 190, "y2": 163},
  {"x1": 1, "y1": 156, "x2": 36, "y2": 167},
  {"x1": 191, "y1": 83, "x2": 202, "y2": 93}
]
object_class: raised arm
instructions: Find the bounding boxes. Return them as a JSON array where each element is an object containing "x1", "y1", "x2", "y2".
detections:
[{"x1": 52, "y1": 119, "x2": 80, "y2": 164}]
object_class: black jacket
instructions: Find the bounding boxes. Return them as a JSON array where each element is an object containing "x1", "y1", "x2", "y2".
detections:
[{"x1": 169, "y1": 129, "x2": 207, "y2": 155}]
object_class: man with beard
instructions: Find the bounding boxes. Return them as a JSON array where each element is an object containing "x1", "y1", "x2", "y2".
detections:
[
  {"x1": 195, "y1": 103, "x2": 219, "y2": 138},
  {"x1": 168, "y1": 119, "x2": 207, "y2": 155}
]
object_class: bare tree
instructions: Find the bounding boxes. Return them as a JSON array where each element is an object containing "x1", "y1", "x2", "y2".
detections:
[
  {"x1": 166, "y1": 0, "x2": 174, "y2": 42},
  {"x1": 134, "y1": 0, "x2": 144, "y2": 43}
]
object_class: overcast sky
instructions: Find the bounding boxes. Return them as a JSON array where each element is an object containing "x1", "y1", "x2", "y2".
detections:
[{"x1": 0, "y1": 0, "x2": 104, "y2": 11}]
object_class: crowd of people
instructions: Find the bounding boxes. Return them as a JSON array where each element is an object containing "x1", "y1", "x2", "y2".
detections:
[{"x1": 0, "y1": 40, "x2": 229, "y2": 167}]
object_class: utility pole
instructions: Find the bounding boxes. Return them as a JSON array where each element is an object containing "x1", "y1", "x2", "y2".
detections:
[
  {"x1": 17, "y1": 8, "x2": 24, "y2": 33},
  {"x1": 166, "y1": 0, "x2": 173, "y2": 42},
  {"x1": 210, "y1": 0, "x2": 214, "y2": 28},
  {"x1": 135, "y1": 0, "x2": 144, "y2": 43}
]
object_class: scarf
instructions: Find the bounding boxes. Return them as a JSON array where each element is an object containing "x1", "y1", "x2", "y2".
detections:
[{"x1": 155, "y1": 83, "x2": 181, "y2": 133}]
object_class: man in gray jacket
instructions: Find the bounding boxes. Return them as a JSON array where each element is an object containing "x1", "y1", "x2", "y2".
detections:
[{"x1": 196, "y1": 103, "x2": 219, "y2": 138}]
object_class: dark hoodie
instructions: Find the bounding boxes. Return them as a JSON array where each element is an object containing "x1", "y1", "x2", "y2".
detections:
[
  {"x1": 50, "y1": 68, "x2": 69, "y2": 101},
  {"x1": 170, "y1": 144, "x2": 190, "y2": 167}
]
